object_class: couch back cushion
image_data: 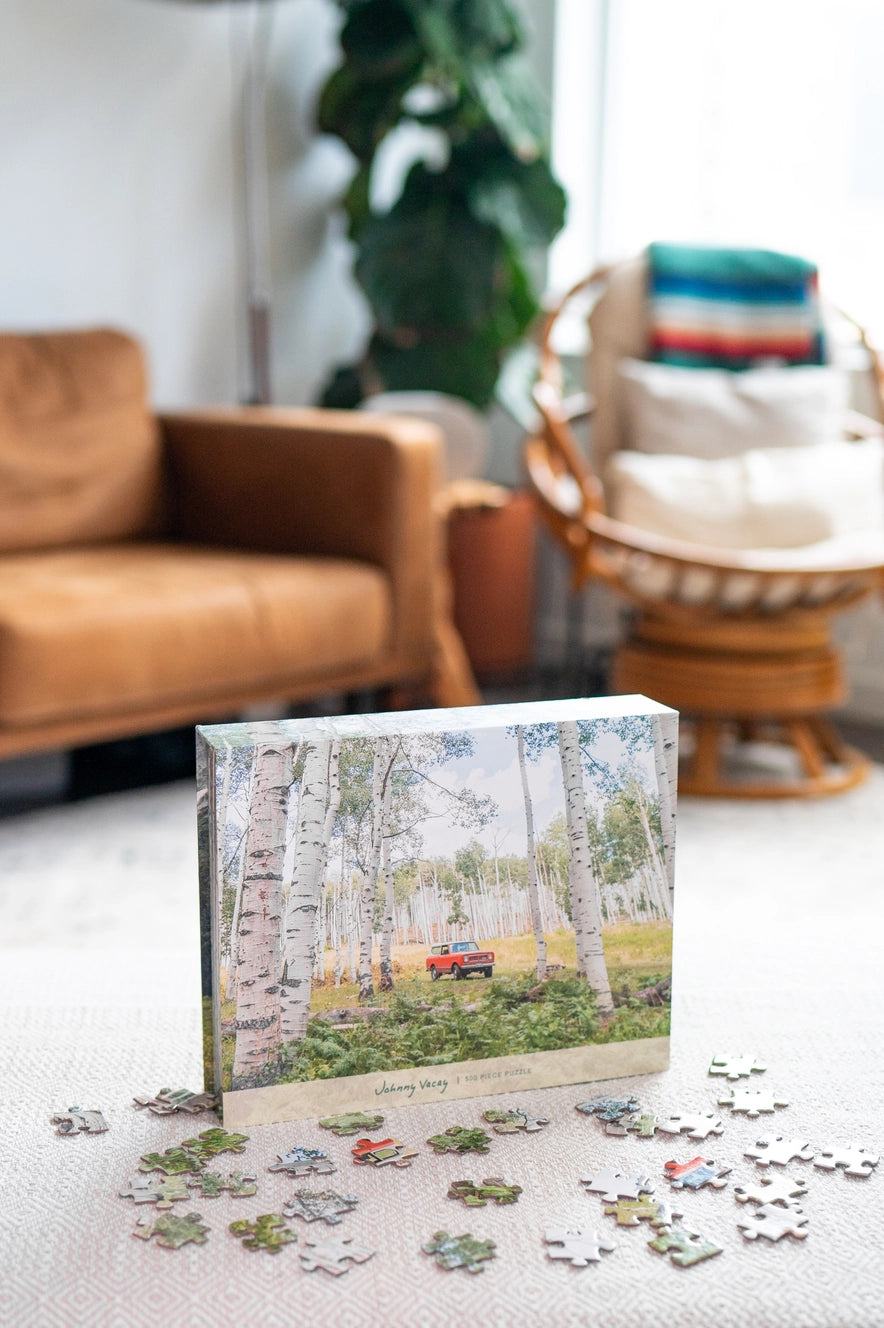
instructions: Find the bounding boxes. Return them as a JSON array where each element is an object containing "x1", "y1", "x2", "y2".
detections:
[{"x1": 0, "y1": 328, "x2": 164, "y2": 552}]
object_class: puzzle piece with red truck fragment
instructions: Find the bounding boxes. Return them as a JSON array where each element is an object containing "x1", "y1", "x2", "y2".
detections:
[
  {"x1": 351, "y1": 1137, "x2": 419, "y2": 1167},
  {"x1": 281, "y1": 1190, "x2": 359, "y2": 1224},
  {"x1": 663, "y1": 1156, "x2": 731, "y2": 1191},
  {"x1": 268, "y1": 1146, "x2": 336, "y2": 1177},
  {"x1": 229, "y1": 1214, "x2": 297, "y2": 1253},
  {"x1": 657, "y1": 1112, "x2": 725, "y2": 1141},
  {"x1": 813, "y1": 1143, "x2": 879, "y2": 1178},
  {"x1": 132, "y1": 1211, "x2": 210, "y2": 1249},
  {"x1": 580, "y1": 1168, "x2": 655, "y2": 1203},
  {"x1": 602, "y1": 1195, "x2": 681, "y2": 1228},
  {"x1": 299, "y1": 1234, "x2": 375, "y2": 1276},
  {"x1": 734, "y1": 1174, "x2": 808, "y2": 1206},
  {"x1": 544, "y1": 1226, "x2": 616, "y2": 1266},
  {"x1": 648, "y1": 1225, "x2": 723, "y2": 1267},
  {"x1": 737, "y1": 1202, "x2": 809, "y2": 1242},
  {"x1": 709, "y1": 1053, "x2": 767, "y2": 1081},
  {"x1": 717, "y1": 1088, "x2": 789, "y2": 1117},
  {"x1": 745, "y1": 1135, "x2": 816, "y2": 1168}
]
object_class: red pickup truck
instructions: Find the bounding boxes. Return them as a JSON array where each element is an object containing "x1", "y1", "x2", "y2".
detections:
[{"x1": 426, "y1": 941, "x2": 494, "y2": 981}]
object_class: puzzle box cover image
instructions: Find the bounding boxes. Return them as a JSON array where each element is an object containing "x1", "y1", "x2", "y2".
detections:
[{"x1": 197, "y1": 696, "x2": 677, "y2": 1129}]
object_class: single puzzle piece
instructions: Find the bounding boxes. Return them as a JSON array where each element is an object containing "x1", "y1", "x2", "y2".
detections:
[
  {"x1": 717, "y1": 1088, "x2": 789, "y2": 1117},
  {"x1": 119, "y1": 1174, "x2": 191, "y2": 1209},
  {"x1": 132, "y1": 1088, "x2": 219, "y2": 1116},
  {"x1": 580, "y1": 1168, "x2": 655, "y2": 1203},
  {"x1": 350, "y1": 1137, "x2": 419, "y2": 1168},
  {"x1": 132, "y1": 1211, "x2": 210, "y2": 1249},
  {"x1": 745, "y1": 1135, "x2": 816, "y2": 1168},
  {"x1": 648, "y1": 1225, "x2": 723, "y2": 1268},
  {"x1": 734, "y1": 1173, "x2": 809, "y2": 1206},
  {"x1": 709, "y1": 1053, "x2": 767, "y2": 1081},
  {"x1": 422, "y1": 1230, "x2": 496, "y2": 1274},
  {"x1": 813, "y1": 1143, "x2": 880, "y2": 1179},
  {"x1": 299, "y1": 1233, "x2": 375, "y2": 1276},
  {"x1": 544, "y1": 1226, "x2": 616, "y2": 1267},
  {"x1": 737, "y1": 1202, "x2": 809, "y2": 1242},
  {"x1": 575, "y1": 1095, "x2": 641, "y2": 1123},
  {"x1": 187, "y1": 1171, "x2": 257, "y2": 1199},
  {"x1": 448, "y1": 1177, "x2": 522, "y2": 1207},
  {"x1": 268, "y1": 1146, "x2": 336, "y2": 1177},
  {"x1": 482, "y1": 1109, "x2": 549, "y2": 1134},
  {"x1": 138, "y1": 1147, "x2": 205, "y2": 1176},
  {"x1": 663, "y1": 1156, "x2": 731, "y2": 1191},
  {"x1": 281, "y1": 1189, "x2": 359, "y2": 1225},
  {"x1": 177, "y1": 1127, "x2": 249, "y2": 1162},
  {"x1": 318, "y1": 1111, "x2": 384, "y2": 1137},
  {"x1": 50, "y1": 1108, "x2": 108, "y2": 1136},
  {"x1": 657, "y1": 1112, "x2": 725, "y2": 1141},
  {"x1": 229, "y1": 1213, "x2": 297, "y2": 1253},
  {"x1": 602, "y1": 1195, "x2": 681, "y2": 1228},
  {"x1": 604, "y1": 1111, "x2": 662, "y2": 1138},
  {"x1": 426, "y1": 1126, "x2": 491, "y2": 1156}
]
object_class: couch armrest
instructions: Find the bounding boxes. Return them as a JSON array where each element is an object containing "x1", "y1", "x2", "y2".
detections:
[{"x1": 158, "y1": 406, "x2": 443, "y2": 666}]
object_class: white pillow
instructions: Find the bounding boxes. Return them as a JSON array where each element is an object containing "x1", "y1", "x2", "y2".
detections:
[
  {"x1": 617, "y1": 358, "x2": 848, "y2": 458},
  {"x1": 607, "y1": 437, "x2": 884, "y2": 549}
]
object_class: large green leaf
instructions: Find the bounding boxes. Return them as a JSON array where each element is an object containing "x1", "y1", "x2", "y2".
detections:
[
  {"x1": 467, "y1": 55, "x2": 548, "y2": 162},
  {"x1": 466, "y1": 153, "x2": 567, "y2": 248},
  {"x1": 338, "y1": 0, "x2": 424, "y2": 78},
  {"x1": 450, "y1": 0, "x2": 524, "y2": 59},
  {"x1": 317, "y1": 65, "x2": 413, "y2": 161},
  {"x1": 368, "y1": 325, "x2": 504, "y2": 407}
]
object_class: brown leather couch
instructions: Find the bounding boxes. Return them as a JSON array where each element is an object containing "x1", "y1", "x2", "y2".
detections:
[{"x1": 0, "y1": 327, "x2": 477, "y2": 760}]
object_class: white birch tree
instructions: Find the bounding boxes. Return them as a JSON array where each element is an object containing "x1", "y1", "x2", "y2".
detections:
[
  {"x1": 517, "y1": 725, "x2": 547, "y2": 980},
  {"x1": 231, "y1": 741, "x2": 293, "y2": 1087},
  {"x1": 652, "y1": 714, "x2": 678, "y2": 912}
]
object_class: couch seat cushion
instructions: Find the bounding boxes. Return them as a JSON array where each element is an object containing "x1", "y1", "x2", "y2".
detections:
[{"x1": 0, "y1": 543, "x2": 392, "y2": 726}]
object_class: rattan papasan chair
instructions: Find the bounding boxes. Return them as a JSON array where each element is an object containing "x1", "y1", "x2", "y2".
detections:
[{"x1": 525, "y1": 246, "x2": 884, "y2": 796}]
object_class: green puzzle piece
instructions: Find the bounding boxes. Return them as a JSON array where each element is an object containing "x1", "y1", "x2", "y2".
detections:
[
  {"x1": 230, "y1": 1214, "x2": 298, "y2": 1253},
  {"x1": 188, "y1": 1171, "x2": 257, "y2": 1199},
  {"x1": 427, "y1": 1126, "x2": 491, "y2": 1155},
  {"x1": 648, "y1": 1226, "x2": 723, "y2": 1267},
  {"x1": 603, "y1": 1196, "x2": 678, "y2": 1228},
  {"x1": 318, "y1": 1112, "x2": 385, "y2": 1137},
  {"x1": 422, "y1": 1230, "x2": 496, "y2": 1273},
  {"x1": 120, "y1": 1175, "x2": 192, "y2": 1208},
  {"x1": 177, "y1": 1128, "x2": 249, "y2": 1161},
  {"x1": 448, "y1": 1178, "x2": 522, "y2": 1207},
  {"x1": 138, "y1": 1148, "x2": 205, "y2": 1176},
  {"x1": 133, "y1": 1211, "x2": 210, "y2": 1248}
]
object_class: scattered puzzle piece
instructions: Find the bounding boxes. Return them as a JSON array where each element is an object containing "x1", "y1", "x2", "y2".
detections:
[
  {"x1": 657, "y1": 1112, "x2": 725, "y2": 1141},
  {"x1": 422, "y1": 1231, "x2": 496, "y2": 1274},
  {"x1": 737, "y1": 1203, "x2": 809, "y2": 1242},
  {"x1": 426, "y1": 1126, "x2": 491, "y2": 1156},
  {"x1": 745, "y1": 1135, "x2": 816, "y2": 1168},
  {"x1": 299, "y1": 1234, "x2": 375, "y2": 1276},
  {"x1": 119, "y1": 1175, "x2": 191, "y2": 1209},
  {"x1": 133, "y1": 1211, "x2": 210, "y2": 1249},
  {"x1": 544, "y1": 1226, "x2": 616, "y2": 1267},
  {"x1": 351, "y1": 1137, "x2": 419, "y2": 1168},
  {"x1": 606, "y1": 1111, "x2": 662, "y2": 1138},
  {"x1": 602, "y1": 1196, "x2": 681, "y2": 1228},
  {"x1": 648, "y1": 1225, "x2": 723, "y2": 1268},
  {"x1": 138, "y1": 1147, "x2": 205, "y2": 1177},
  {"x1": 580, "y1": 1168, "x2": 655, "y2": 1203},
  {"x1": 132, "y1": 1088, "x2": 218, "y2": 1116},
  {"x1": 813, "y1": 1143, "x2": 879, "y2": 1179},
  {"x1": 575, "y1": 1096, "x2": 641, "y2": 1123},
  {"x1": 734, "y1": 1174, "x2": 808, "y2": 1207},
  {"x1": 281, "y1": 1190, "x2": 359, "y2": 1224},
  {"x1": 268, "y1": 1146, "x2": 336, "y2": 1177},
  {"x1": 448, "y1": 1178, "x2": 522, "y2": 1207},
  {"x1": 177, "y1": 1127, "x2": 249, "y2": 1162},
  {"x1": 229, "y1": 1214, "x2": 297, "y2": 1253},
  {"x1": 482, "y1": 1109, "x2": 549, "y2": 1134},
  {"x1": 709, "y1": 1053, "x2": 767, "y2": 1081},
  {"x1": 50, "y1": 1108, "x2": 108, "y2": 1136},
  {"x1": 718, "y1": 1088, "x2": 789, "y2": 1117},
  {"x1": 187, "y1": 1171, "x2": 257, "y2": 1199},
  {"x1": 663, "y1": 1157, "x2": 731, "y2": 1191},
  {"x1": 318, "y1": 1112, "x2": 384, "y2": 1137}
]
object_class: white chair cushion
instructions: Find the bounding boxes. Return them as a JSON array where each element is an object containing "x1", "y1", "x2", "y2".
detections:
[
  {"x1": 607, "y1": 437, "x2": 884, "y2": 549},
  {"x1": 617, "y1": 358, "x2": 848, "y2": 458}
]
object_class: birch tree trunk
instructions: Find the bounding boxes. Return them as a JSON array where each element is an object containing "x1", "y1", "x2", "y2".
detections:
[
  {"x1": 557, "y1": 721, "x2": 614, "y2": 1015},
  {"x1": 278, "y1": 740, "x2": 333, "y2": 1042},
  {"x1": 517, "y1": 726, "x2": 547, "y2": 981},
  {"x1": 231, "y1": 742, "x2": 292, "y2": 1086},
  {"x1": 378, "y1": 833, "x2": 396, "y2": 990},
  {"x1": 652, "y1": 714, "x2": 678, "y2": 912},
  {"x1": 357, "y1": 737, "x2": 394, "y2": 1000}
]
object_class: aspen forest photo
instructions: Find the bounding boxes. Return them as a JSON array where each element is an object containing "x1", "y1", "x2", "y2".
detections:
[{"x1": 202, "y1": 712, "x2": 676, "y2": 1093}]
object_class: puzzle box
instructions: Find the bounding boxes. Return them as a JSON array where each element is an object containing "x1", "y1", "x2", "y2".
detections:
[{"x1": 197, "y1": 696, "x2": 677, "y2": 1129}]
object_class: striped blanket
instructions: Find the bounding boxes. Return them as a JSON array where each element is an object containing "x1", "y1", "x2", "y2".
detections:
[{"x1": 647, "y1": 243, "x2": 826, "y2": 369}]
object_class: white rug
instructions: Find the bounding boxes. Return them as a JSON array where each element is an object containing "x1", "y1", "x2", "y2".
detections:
[{"x1": 1, "y1": 774, "x2": 883, "y2": 1327}]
